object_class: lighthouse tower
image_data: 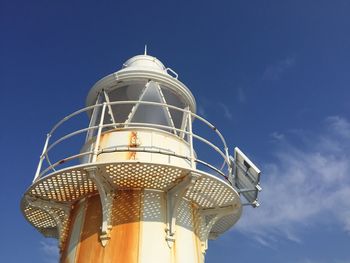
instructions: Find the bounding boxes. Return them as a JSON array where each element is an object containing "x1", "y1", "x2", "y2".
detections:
[{"x1": 21, "y1": 51, "x2": 261, "y2": 263}]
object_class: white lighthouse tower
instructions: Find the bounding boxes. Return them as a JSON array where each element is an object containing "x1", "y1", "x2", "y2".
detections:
[{"x1": 21, "y1": 51, "x2": 261, "y2": 263}]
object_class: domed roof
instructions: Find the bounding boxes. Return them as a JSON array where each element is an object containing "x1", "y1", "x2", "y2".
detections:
[
  {"x1": 85, "y1": 52, "x2": 196, "y2": 114},
  {"x1": 122, "y1": 55, "x2": 166, "y2": 73}
]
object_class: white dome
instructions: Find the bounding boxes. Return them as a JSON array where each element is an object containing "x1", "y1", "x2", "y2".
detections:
[{"x1": 122, "y1": 55, "x2": 166, "y2": 73}]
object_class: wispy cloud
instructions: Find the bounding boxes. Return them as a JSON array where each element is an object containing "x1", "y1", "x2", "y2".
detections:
[
  {"x1": 198, "y1": 104, "x2": 207, "y2": 118},
  {"x1": 198, "y1": 98, "x2": 233, "y2": 121},
  {"x1": 295, "y1": 259, "x2": 350, "y2": 263},
  {"x1": 326, "y1": 116, "x2": 350, "y2": 139},
  {"x1": 40, "y1": 239, "x2": 59, "y2": 263},
  {"x1": 218, "y1": 102, "x2": 233, "y2": 120},
  {"x1": 263, "y1": 56, "x2": 296, "y2": 80},
  {"x1": 270, "y1": 131, "x2": 285, "y2": 141},
  {"x1": 236, "y1": 116, "x2": 350, "y2": 246},
  {"x1": 237, "y1": 87, "x2": 246, "y2": 103}
]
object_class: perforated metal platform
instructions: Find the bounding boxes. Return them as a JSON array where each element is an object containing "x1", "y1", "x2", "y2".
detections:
[{"x1": 21, "y1": 161, "x2": 241, "y2": 244}]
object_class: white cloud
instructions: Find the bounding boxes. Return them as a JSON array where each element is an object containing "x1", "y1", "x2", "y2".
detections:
[
  {"x1": 263, "y1": 56, "x2": 296, "y2": 80},
  {"x1": 326, "y1": 116, "x2": 350, "y2": 139},
  {"x1": 40, "y1": 239, "x2": 59, "y2": 263},
  {"x1": 236, "y1": 116, "x2": 350, "y2": 245}
]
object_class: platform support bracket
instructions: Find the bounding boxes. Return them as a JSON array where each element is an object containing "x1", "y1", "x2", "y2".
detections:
[
  {"x1": 199, "y1": 205, "x2": 235, "y2": 254},
  {"x1": 85, "y1": 166, "x2": 114, "y2": 247},
  {"x1": 165, "y1": 172, "x2": 199, "y2": 248},
  {"x1": 25, "y1": 195, "x2": 71, "y2": 249}
]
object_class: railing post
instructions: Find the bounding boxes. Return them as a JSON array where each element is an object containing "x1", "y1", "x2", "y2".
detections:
[
  {"x1": 187, "y1": 111, "x2": 196, "y2": 169},
  {"x1": 92, "y1": 102, "x2": 107, "y2": 163},
  {"x1": 225, "y1": 147, "x2": 234, "y2": 184},
  {"x1": 85, "y1": 93, "x2": 102, "y2": 143},
  {"x1": 33, "y1": 133, "x2": 51, "y2": 183}
]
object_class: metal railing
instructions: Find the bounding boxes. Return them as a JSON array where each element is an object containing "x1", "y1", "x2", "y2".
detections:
[{"x1": 33, "y1": 101, "x2": 233, "y2": 184}]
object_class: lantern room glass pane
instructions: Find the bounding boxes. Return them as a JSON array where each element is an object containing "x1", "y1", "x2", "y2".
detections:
[
  {"x1": 160, "y1": 86, "x2": 186, "y2": 129},
  {"x1": 130, "y1": 82, "x2": 173, "y2": 130},
  {"x1": 104, "y1": 81, "x2": 146, "y2": 124}
]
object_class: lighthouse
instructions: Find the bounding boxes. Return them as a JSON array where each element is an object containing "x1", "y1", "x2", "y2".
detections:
[{"x1": 21, "y1": 51, "x2": 261, "y2": 263}]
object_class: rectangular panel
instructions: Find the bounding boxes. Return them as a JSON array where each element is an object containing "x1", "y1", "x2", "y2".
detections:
[{"x1": 234, "y1": 147, "x2": 261, "y2": 206}]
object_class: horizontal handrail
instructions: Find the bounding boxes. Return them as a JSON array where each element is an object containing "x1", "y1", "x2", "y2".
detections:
[
  {"x1": 34, "y1": 100, "x2": 232, "y2": 183},
  {"x1": 99, "y1": 147, "x2": 227, "y2": 178},
  {"x1": 39, "y1": 151, "x2": 94, "y2": 177},
  {"x1": 50, "y1": 104, "x2": 99, "y2": 135},
  {"x1": 48, "y1": 100, "x2": 228, "y2": 150},
  {"x1": 39, "y1": 147, "x2": 227, "y2": 181},
  {"x1": 46, "y1": 121, "x2": 229, "y2": 170},
  {"x1": 46, "y1": 125, "x2": 99, "y2": 153}
]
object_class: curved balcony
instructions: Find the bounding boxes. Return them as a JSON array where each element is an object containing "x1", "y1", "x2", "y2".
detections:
[
  {"x1": 23, "y1": 100, "x2": 243, "y2": 245},
  {"x1": 33, "y1": 100, "x2": 233, "y2": 184}
]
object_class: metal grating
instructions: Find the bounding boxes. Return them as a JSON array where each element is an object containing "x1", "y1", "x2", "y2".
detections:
[
  {"x1": 30, "y1": 169, "x2": 97, "y2": 202},
  {"x1": 105, "y1": 163, "x2": 183, "y2": 190},
  {"x1": 185, "y1": 177, "x2": 235, "y2": 208},
  {"x1": 209, "y1": 212, "x2": 241, "y2": 239},
  {"x1": 23, "y1": 205, "x2": 56, "y2": 229},
  {"x1": 22, "y1": 161, "x2": 241, "y2": 244}
]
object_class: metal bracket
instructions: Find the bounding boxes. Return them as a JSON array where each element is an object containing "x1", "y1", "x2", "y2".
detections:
[
  {"x1": 238, "y1": 185, "x2": 262, "y2": 193},
  {"x1": 242, "y1": 200, "x2": 260, "y2": 208},
  {"x1": 25, "y1": 195, "x2": 71, "y2": 249},
  {"x1": 165, "y1": 173, "x2": 199, "y2": 247},
  {"x1": 85, "y1": 166, "x2": 114, "y2": 247},
  {"x1": 228, "y1": 155, "x2": 236, "y2": 186},
  {"x1": 199, "y1": 205, "x2": 235, "y2": 253}
]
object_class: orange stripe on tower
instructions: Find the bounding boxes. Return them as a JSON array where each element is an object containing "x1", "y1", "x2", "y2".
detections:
[{"x1": 60, "y1": 191, "x2": 141, "y2": 263}]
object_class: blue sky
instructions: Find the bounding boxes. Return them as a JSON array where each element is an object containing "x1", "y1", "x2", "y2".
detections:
[{"x1": 1, "y1": 1, "x2": 350, "y2": 262}]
